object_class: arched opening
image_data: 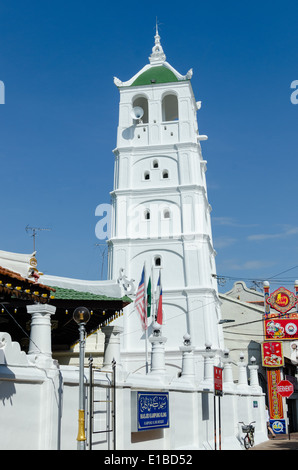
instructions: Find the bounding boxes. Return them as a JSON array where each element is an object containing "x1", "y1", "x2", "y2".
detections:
[
  {"x1": 154, "y1": 256, "x2": 161, "y2": 267},
  {"x1": 162, "y1": 93, "x2": 179, "y2": 122},
  {"x1": 144, "y1": 171, "x2": 150, "y2": 180},
  {"x1": 163, "y1": 209, "x2": 170, "y2": 219},
  {"x1": 162, "y1": 170, "x2": 169, "y2": 179},
  {"x1": 144, "y1": 209, "x2": 150, "y2": 220},
  {"x1": 132, "y1": 96, "x2": 149, "y2": 123},
  {"x1": 153, "y1": 159, "x2": 159, "y2": 169}
]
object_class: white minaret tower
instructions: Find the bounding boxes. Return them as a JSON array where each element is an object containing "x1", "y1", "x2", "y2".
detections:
[{"x1": 108, "y1": 28, "x2": 225, "y2": 377}]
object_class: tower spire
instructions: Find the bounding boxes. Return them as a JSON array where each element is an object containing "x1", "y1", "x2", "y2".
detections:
[{"x1": 149, "y1": 19, "x2": 166, "y2": 64}]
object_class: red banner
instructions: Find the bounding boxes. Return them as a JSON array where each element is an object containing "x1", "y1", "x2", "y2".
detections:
[
  {"x1": 261, "y1": 342, "x2": 284, "y2": 367},
  {"x1": 267, "y1": 369, "x2": 284, "y2": 420},
  {"x1": 265, "y1": 318, "x2": 298, "y2": 340}
]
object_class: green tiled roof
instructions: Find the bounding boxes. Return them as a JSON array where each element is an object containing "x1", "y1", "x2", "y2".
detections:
[
  {"x1": 51, "y1": 286, "x2": 131, "y2": 303},
  {"x1": 131, "y1": 66, "x2": 179, "y2": 87}
]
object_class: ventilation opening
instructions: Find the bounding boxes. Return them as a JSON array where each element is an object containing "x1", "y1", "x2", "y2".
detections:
[
  {"x1": 162, "y1": 170, "x2": 169, "y2": 179},
  {"x1": 144, "y1": 171, "x2": 150, "y2": 180}
]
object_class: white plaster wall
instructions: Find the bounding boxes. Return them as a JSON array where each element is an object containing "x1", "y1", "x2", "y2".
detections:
[
  {"x1": 0, "y1": 332, "x2": 268, "y2": 451},
  {"x1": 117, "y1": 82, "x2": 198, "y2": 148},
  {"x1": 109, "y1": 72, "x2": 223, "y2": 376},
  {"x1": 0, "y1": 366, "x2": 44, "y2": 449}
]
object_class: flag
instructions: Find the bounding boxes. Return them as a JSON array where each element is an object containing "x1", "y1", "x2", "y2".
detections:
[
  {"x1": 147, "y1": 277, "x2": 151, "y2": 319},
  {"x1": 135, "y1": 267, "x2": 147, "y2": 330},
  {"x1": 156, "y1": 272, "x2": 162, "y2": 325}
]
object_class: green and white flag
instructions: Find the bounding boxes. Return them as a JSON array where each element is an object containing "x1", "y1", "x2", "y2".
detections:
[{"x1": 147, "y1": 277, "x2": 151, "y2": 319}]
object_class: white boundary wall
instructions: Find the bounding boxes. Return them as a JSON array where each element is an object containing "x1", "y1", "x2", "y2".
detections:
[{"x1": 0, "y1": 328, "x2": 268, "y2": 450}]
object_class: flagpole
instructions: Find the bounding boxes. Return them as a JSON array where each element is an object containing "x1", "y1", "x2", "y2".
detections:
[
  {"x1": 156, "y1": 268, "x2": 162, "y2": 326},
  {"x1": 144, "y1": 262, "x2": 149, "y2": 374},
  {"x1": 158, "y1": 268, "x2": 161, "y2": 321},
  {"x1": 157, "y1": 268, "x2": 160, "y2": 322},
  {"x1": 154, "y1": 268, "x2": 158, "y2": 322},
  {"x1": 145, "y1": 328, "x2": 148, "y2": 373},
  {"x1": 151, "y1": 263, "x2": 154, "y2": 322}
]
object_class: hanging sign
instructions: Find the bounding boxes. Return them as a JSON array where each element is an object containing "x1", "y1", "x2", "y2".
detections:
[
  {"x1": 261, "y1": 342, "x2": 284, "y2": 367},
  {"x1": 267, "y1": 369, "x2": 285, "y2": 435},
  {"x1": 266, "y1": 287, "x2": 298, "y2": 314},
  {"x1": 264, "y1": 318, "x2": 298, "y2": 340},
  {"x1": 214, "y1": 366, "x2": 223, "y2": 396}
]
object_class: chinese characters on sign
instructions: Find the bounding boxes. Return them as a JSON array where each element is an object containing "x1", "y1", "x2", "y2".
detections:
[
  {"x1": 267, "y1": 369, "x2": 286, "y2": 434},
  {"x1": 266, "y1": 287, "x2": 297, "y2": 314},
  {"x1": 262, "y1": 284, "x2": 298, "y2": 435},
  {"x1": 265, "y1": 286, "x2": 298, "y2": 316},
  {"x1": 264, "y1": 286, "x2": 298, "y2": 340},
  {"x1": 267, "y1": 369, "x2": 284, "y2": 419},
  {"x1": 261, "y1": 342, "x2": 284, "y2": 367}
]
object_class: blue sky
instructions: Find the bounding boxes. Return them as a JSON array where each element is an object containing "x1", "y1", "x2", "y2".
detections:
[{"x1": 0, "y1": 0, "x2": 298, "y2": 293}]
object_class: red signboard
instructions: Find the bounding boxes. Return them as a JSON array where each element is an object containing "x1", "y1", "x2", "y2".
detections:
[
  {"x1": 267, "y1": 369, "x2": 284, "y2": 420},
  {"x1": 261, "y1": 342, "x2": 284, "y2": 367},
  {"x1": 266, "y1": 287, "x2": 298, "y2": 314},
  {"x1": 214, "y1": 366, "x2": 223, "y2": 396},
  {"x1": 265, "y1": 318, "x2": 298, "y2": 340},
  {"x1": 277, "y1": 380, "x2": 294, "y2": 398}
]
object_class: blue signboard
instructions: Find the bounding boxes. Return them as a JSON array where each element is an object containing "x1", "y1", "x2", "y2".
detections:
[
  {"x1": 270, "y1": 419, "x2": 287, "y2": 434},
  {"x1": 137, "y1": 391, "x2": 169, "y2": 431}
]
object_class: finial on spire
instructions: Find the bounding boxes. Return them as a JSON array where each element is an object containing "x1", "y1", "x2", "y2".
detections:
[{"x1": 149, "y1": 18, "x2": 166, "y2": 64}]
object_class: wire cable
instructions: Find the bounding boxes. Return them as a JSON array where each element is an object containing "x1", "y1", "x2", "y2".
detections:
[{"x1": 0, "y1": 303, "x2": 42, "y2": 354}]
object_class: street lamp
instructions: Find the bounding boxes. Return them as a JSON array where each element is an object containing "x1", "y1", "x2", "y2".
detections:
[{"x1": 73, "y1": 306, "x2": 90, "y2": 450}]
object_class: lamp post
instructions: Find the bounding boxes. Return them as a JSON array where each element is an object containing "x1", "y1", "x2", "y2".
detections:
[{"x1": 73, "y1": 306, "x2": 90, "y2": 450}]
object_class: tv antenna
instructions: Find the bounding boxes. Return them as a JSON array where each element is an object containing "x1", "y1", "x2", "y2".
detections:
[{"x1": 25, "y1": 225, "x2": 51, "y2": 251}]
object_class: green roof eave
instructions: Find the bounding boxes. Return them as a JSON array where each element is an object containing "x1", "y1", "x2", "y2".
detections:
[
  {"x1": 130, "y1": 65, "x2": 180, "y2": 87},
  {"x1": 50, "y1": 286, "x2": 132, "y2": 303}
]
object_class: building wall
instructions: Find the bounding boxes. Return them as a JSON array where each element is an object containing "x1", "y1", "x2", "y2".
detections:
[
  {"x1": 108, "y1": 76, "x2": 224, "y2": 372},
  {"x1": 220, "y1": 292, "x2": 265, "y2": 369},
  {"x1": 0, "y1": 330, "x2": 268, "y2": 450},
  {"x1": 220, "y1": 282, "x2": 297, "y2": 377}
]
